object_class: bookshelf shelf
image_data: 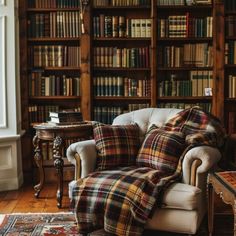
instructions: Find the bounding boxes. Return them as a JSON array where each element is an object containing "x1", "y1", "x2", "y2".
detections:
[
  {"x1": 225, "y1": 98, "x2": 236, "y2": 102},
  {"x1": 29, "y1": 67, "x2": 81, "y2": 71},
  {"x1": 157, "y1": 96, "x2": 212, "y2": 101},
  {"x1": 93, "y1": 67, "x2": 150, "y2": 71},
  {"x1": 30, "y1": 96, "x2": 80, "y2": 100},
  {"x1": 225, "y1": 65, "x2": 236, "y2": 68},
  {"x1": 27, "y1": 8, "x2": 80, "y2": 12},
  {"x1": 157, "y1": 5, "x2": 212, "y2": 10},
  {"x1": 158, "y1": 67, "x2": 213, "y2": 71},
  {"x1": 93, "y1": 6, "x2": 151, "y2": 10},
  {"x1": 94, "y1": 96, "x2": 150, "y2": 101},
  {"x1": 225, "y1": 11, "x2": 236, "y2": 15},
  {"x1": 28, "y1": 38, "x2": 81, "y2": 42},
  {"x1": 93, "y1": 38, "x2": 151, "y2": 41},
  {"x1": 157, "y1": 37, "x2": 212, "y2": 42}
]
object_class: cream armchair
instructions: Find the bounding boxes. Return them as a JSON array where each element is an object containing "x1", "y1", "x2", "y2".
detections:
[{"x1": 66, "y1": 108, "x2": 222, "y2": 235}]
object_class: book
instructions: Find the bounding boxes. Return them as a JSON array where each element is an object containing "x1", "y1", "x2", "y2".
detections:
[{"x1": 49, "y1": 110, "x2": 83, "y2": 119}]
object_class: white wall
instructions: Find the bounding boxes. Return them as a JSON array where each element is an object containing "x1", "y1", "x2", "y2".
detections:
[{"x1": 0, "y1": 0, "x2": 23, "y2": 190}]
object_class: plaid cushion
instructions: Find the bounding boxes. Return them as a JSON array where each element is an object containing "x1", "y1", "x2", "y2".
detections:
[
  {"x1": 137, "y1": 125, "x2": 186, "y2": 174},
  {"x1": 93, "y1": 123, "x2": 140, "y2": 170}
]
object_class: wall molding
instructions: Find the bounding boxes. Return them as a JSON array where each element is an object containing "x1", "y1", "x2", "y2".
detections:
[{"x1": 0, "y1": 15, "x2": 7, "y2": 128}]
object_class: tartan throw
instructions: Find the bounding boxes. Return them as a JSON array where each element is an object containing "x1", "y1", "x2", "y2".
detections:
[
  {"x1": 93, "y1": 123, "x2": 140, "y2": 170},
  {"x1": 73, "y1": 107, "x2": 226, "y2": 236},
  {"x1": 136, "y1": 128, "x2": 186, "y2": 174}
]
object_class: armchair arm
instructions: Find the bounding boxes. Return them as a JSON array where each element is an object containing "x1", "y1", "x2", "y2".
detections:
[
  {"x1": 182, "y1": 146, "x2": 221, "y2": 188},
  {"x1": 66, "y1": 139, "x2": 97, "y2": 179}
]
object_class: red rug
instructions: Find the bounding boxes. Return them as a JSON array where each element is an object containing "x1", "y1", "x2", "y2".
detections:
[
  {"x1": 0, "y1": 212, "x2": 233, "y2": 235},
  {"x1": 0, "y1": 212, "x2": 82, "y2": 236}
]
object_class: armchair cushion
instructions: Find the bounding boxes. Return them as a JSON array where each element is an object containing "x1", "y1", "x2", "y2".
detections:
[
  {"x1": 93, "y1": 123, "x2": 140, "y2": 170},
  {"x1": 137, "y1": 126, "x2": 186, "y2": 174}
]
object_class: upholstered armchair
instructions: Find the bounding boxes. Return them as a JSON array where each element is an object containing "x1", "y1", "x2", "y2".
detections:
[{"x1": 67, "y1": 108, "x2": 222, "y2": 235}]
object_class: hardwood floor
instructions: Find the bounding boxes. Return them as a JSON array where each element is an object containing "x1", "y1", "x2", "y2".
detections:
[
  {"x1": 0, "y1": 182, "x2": 234, "y2": 235},
  {"x1": 0, "y1": 182, "x2": 71, "y2": 214}
]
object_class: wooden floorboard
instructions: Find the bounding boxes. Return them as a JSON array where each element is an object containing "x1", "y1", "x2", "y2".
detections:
[{"x1": 0, "y1": 183, "x2": 70, "y2": 214}]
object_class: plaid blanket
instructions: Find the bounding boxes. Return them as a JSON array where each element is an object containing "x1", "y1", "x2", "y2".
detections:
[{"x1": 72, "y1": 107, "x2": 226, "y2": 236}]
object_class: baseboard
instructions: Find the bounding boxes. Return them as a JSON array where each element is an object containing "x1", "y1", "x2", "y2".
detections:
[{"x1": 0, "y1": 171, "x2": 23, "y2": 191}]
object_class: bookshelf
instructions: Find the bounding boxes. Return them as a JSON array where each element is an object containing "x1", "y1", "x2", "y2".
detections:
[
  {"x1": 19, "y1": 0, "x2": 236, "y2": 181},
  {"x1": 155, "y1": 1, "x2": 213, "y2": 112},
  {"x1": 19, "y1": 0, "x2": 84, "y2": 182},
  {"x1": 91, "y1": 0, "x2": 151, "y2": 123},
  {"x1": 223, "y1": 0, "x2": 236, "y2": 134}
]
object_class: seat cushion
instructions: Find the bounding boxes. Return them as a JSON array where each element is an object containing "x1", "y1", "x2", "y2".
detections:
[
  {"x1": 137, "y1": 126, "x2": 186, "y2": 174},
  {"x1": 93, "y1": 123, "x2": 140, "y2": 170},
  {"x1": 161, "y1": 183, "x2": 201, "y2": 210}
]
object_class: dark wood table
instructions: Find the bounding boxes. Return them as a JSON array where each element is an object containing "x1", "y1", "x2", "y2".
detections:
[
  {"x1": 33, "y1": 122, "x2": 93, "y2": 208},
  {"x1": 207, "y1": 171, "x2": 236, "y2": 236}
]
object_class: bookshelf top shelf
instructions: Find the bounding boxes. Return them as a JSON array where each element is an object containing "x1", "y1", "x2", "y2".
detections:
[
  {"x1": 158, "y1": 96, "x2": 212, "y2": 100},
  {"x1": 156, "y1": 5, "x2": 212, "y2": 10},
  {"x1": 93, "y1": 37, "x2": 151, "y2": 41},
  {"x1": 27, "y1": 8, "x2": 80, "y2": 12},
  {"x1": 158, "y1": 67, "x2": 213, "y2": 71},
  {"x1": 157, "y1": 37, "x2": 212, "y2": 42},
  {"x1": 93, "y1": 6, "x2": 151, "y2": 10},
  {"x1": 30, "y1": 67, "x2": 81, "y2": 72},
  {"x1": 94, "y1": 96, "x2": 150, "y2": 101},
  {"x1": 93, "y1": 67, "x2": 151, "y2": 71},
  {"x1": 28, "y1": 37, "x2": 81, "y2": 42},
  {"x1": 29, "y1": 96, "x2": 81, "y2": 100}
]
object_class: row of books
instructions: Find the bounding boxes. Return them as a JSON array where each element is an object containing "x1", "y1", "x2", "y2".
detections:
[
  {"x1": 93, "y1": 47, "x2": 150, "y2": 68},
  {"x1": 157, "y1": 15, "x2": 213, "y2": 38},
  {"x1": 228, "y1": 75, "x2": 236, "y2": 98},
  {"x1": 225, "y1": 41, "x2": 236, "y2": 65},
  {"x1": 28, "y1": 0, "x2": 80, "y2": 8},
  {"x1": 29, "y1": 45, "x2": 80, "y2": 67},
  {"x1": 157, "y1": 0, "x2": 212, "y2": 5},
  {"x1": 29, "y1": 73, "x2": 81, "y2": 96},
  {"x1": 93, "y1": 16, "x2": 151, "y2": 38},
  {"x1": 48, "y1": 110, "x2": 83, "y2": 125},
  {"x1": 28, "y1": 105, "x2": 59, "y2": 123},
  {"x1": 93, "y1": 76, "x2": 150, "y2": 97},
  {"x1": 94, "y1": 104, "x2": 149, "y2": 124},
  {"x1": 225, "y1": 0, "x2": 236, "y2": 11},
  {"x1": 93, "y1": 0, "x2": 151, "y2": 7},
  {"x1": 226, "y1": 16, "x2": 236, "y2": 37},
  {"x1": 158, "y1": 70, "x2": 213, "y2": 97},
  {"x1": 158, "y1": 102, "x2": 211, "y2": 112},
  {"x1": 157, "y1": 43, "x2": 213, "y2": 67},
  {"x1": 28, "y1": 105, "x2": 81, "y2": 123},
  {"x1": 228, "y1": 111, "x2": 236, "y2": 134},
  {"x1": 157, "y1": 0, "x2": 186, "y2": 5},
  {"x1": 28, "y1": 12, "x2": 80, "y2": 38}
]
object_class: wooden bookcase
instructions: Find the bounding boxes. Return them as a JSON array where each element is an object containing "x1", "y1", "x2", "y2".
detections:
[
  {"x1": 222, "y1": 0, "x2": 236, "y2": 134},
  {"x1": 155, "y1": 2, "x2": 213, "y2": 111},
  {"x1": 91, "y1": 1, "x2": 152, "y2": 123},
  {"x1": 19, "y1": 0, "x2": 236, "y2": 181},
  {"x1": 19, "y1": 0, "x2": 84, "y2": 182}
]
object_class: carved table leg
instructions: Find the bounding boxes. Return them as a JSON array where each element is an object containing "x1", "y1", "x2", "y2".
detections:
[
  {"x1": 33, "y1": 133, "x2": 44, "y2": 198},
  {"x1": 208, "y1": 183, "x2": 214, "y2": 236},
  {"x1": 53, "y1": 136, "x2": 64, "y2": 208}
]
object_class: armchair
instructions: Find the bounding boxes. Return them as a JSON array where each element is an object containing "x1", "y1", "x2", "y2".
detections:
[{"x1": 67, "y1": 108, "x2": 222, "y2": 235}]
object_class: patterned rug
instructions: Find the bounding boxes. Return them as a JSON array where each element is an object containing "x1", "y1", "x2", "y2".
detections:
[
  {"x1": 0, "y1": 212, "x2": 81, "y2": 236},
  {"x1": 0, "y1": 212, "x2": 233, "y2": 236}
]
